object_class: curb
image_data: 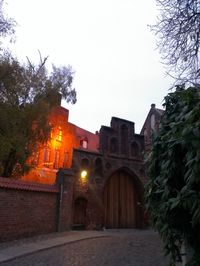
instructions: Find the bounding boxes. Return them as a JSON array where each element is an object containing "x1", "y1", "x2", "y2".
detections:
[{"x1": 0, "y1": 232, "x2": 109, "y2": 264}]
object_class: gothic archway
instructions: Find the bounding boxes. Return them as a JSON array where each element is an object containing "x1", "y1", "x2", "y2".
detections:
[{"x1": 103, "y1": 169, "x2": 142, "y2": 228}]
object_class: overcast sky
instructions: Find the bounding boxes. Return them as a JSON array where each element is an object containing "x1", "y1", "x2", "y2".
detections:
[{"x1": 5, "y1": 0, "x2": 173, "y2": 133}]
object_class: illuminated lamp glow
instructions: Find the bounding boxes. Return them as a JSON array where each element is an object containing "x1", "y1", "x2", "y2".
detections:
[{"x1": 81, "y1": 170, "x2": 88, "y2": 179}]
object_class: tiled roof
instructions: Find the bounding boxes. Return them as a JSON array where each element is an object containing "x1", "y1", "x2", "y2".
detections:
[{"x1": 0, "y1": 177, "x2": 59, "y2": 193}]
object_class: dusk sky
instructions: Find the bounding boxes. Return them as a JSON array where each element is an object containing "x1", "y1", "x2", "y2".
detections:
[{"x1": 5, "y1": 0, "x2": 173, "y2": 133}]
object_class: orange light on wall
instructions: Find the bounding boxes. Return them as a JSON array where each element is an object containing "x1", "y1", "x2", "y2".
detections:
[
  {"x1": 56, "y1": 127, "x2": 62, "y2": 141},
  {"x1": 24, "y1": 105, "x2": 99, "y2": 184}
]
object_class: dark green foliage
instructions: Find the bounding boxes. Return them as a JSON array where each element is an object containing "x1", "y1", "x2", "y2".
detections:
[
  {"x1": 146, "y1": 86, "x2": 200, "y2": 265},
  {"x1": 0, "y1": 53, "x2": 76, "y2": 177}
]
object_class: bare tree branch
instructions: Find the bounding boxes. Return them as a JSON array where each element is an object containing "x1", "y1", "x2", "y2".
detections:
[{"x1": 152, "y1": 0, "x2": 200, "y2": 84}]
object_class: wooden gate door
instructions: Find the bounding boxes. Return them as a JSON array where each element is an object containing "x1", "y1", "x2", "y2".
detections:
[
  {"x1": 104, "y1": 170, "x2": 136, "y2": 228},
  {"x1": 73, "y1": 197, "x2": 87, "y2": 228}
]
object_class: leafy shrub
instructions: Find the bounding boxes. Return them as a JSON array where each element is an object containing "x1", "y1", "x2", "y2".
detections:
[{"x1": 146, "y1": 86, "x2": 200, "y2": 265}]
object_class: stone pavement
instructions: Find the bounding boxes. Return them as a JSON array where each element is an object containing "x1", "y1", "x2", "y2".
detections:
[
  {"x1": 0, "y1": 229, "x2": 169, "y2": 265},
  {"x1": 0, "y1": 230, "x2": 109, "y2": 264}
]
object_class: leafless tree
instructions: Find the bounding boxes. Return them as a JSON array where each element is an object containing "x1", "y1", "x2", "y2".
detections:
[
  {"x1": 152, "y1": 0, "x2": 200, "y2": 84},
  {"x1": 0, "y1": 0, "x2": 15, "y2": 38}
]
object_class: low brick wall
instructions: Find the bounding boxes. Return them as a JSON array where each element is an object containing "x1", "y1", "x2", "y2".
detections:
[{"x1": 0, "y1": 177, "x2": 60, "y2": 242}]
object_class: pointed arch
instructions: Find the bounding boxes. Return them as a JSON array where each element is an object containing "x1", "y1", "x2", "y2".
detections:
[
  {"x1": 110, "y1": 137, "x2": 118, "y2": 154},
  {"x1": 131, "y1": 141, "x2": 140, "y2": 157},
  {"x1": 103, "y1": 168, "x2": 144, "y2": 228},
  {"x1": 94, "y1": 157, "x2": 103, "y2": 176},
  {"x1": 121, "y1": 124, "x2": 128, "y2": 155},
  {"x1": 81, "y1": 158, "x2": 90, "y2": 170}
]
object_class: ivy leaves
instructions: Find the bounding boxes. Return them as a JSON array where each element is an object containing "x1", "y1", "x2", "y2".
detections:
[{"x1": 146, "y1": 86, "x2": 200, "y2": 265}]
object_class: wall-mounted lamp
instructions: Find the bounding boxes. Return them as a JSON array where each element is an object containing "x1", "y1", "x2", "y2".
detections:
[
  {"x1": 80, "y1": 170, "x2": 88, "y2": 180},
  {"x1": 79, "y1": 170, "x2": 88, "y2": 190}
]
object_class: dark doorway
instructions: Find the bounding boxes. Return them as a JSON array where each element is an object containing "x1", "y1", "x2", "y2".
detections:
[{"x1": 73, "y1": 197, "x2": 87, "y2": 230}]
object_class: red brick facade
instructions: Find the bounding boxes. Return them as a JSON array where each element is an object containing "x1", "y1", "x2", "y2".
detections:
[
  {"x1": 22, "y1": 105, "x2": 99, "y2": 184},
  {"x1": 0, "y1": 103, "x2": 161, "y2": 241},
  {"x1": 0, "y1": 177, "x2": 59, "y2": 241},
  {"x1": 71, "y1": 116, "x2": 146, "y2": 229}
]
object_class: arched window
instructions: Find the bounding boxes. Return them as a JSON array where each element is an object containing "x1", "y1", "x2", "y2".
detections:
[
  {"x1": 110, "y1": 137, "x2": 118, "y2": 154},
  {"x1": 121, "y1": 124, "x2": 128, "y2": 155},
  {"x1": 43, "y1": 147, "x2": 51, "y2": 167},
  {"x1": 95, "y1": 158, "x2": 103, "y2": 176},
  {"x1": 131, "y1": 142, "x2": 140, "y2": 157},
  {"x1": 56, "y1": 127, "x2": 62, "y2": 141},
  {"x1": 54, "y1": 149, "x2": 60, "y2": 169},
  {"x1": 81, "y1": 158, "x2": 90, "y2": 170}
]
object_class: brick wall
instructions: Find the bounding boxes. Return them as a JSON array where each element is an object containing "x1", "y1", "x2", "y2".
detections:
[{"x1": 0, "y1": 177, "x2": 60, "y2": 242}]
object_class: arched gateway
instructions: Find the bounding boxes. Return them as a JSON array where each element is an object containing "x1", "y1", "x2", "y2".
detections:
[{"x1": 104, "y1": 169, "x2": 141, "y2": 228}]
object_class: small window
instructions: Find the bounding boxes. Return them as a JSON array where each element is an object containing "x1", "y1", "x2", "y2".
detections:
[
  {"x1": 56, "y1": 127, "x2": 62, "y2": 141},
  {"x1": 54, "y1": 149, "x2": 60, "y2": 169},
  {"x1": 32, "y1": 151, "x2": 40, "y2": 166},
  {"x1": 43, "y1": 148, "x2": 51, "y2": 167},
  {"x1": 80, "y1": 138, "x2": 88, "y2": 149}
]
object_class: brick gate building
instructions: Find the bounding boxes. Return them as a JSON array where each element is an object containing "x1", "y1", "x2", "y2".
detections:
[
  {"x1": 19, "y1": 102, "x2": 163, "y2": 230},
  {"x1": 72, "y1": 117, "x2": 146, "y2": 229}
]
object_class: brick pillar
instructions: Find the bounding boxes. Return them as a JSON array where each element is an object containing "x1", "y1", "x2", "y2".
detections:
[{"x1": 56, "y1": 169, "x2": 74, "y2": 232}]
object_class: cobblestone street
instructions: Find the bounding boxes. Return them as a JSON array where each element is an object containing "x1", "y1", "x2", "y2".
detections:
[{"x1": 0, "y1": 229, "x2": 169, "y2": 266}]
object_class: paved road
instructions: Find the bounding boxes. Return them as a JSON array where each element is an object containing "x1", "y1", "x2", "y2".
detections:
[{"x1": 0, "y1": 229, "x2": 169, "y2": 266}]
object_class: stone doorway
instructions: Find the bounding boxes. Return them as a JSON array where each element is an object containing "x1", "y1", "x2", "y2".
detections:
[{"x1": 73, "y1": 197, "x2": 87, "y2": 230}]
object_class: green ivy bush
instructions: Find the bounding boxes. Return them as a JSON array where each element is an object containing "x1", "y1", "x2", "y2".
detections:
[{"x1": 145, "y1": 86, "x2": 200, "y2": 266}]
